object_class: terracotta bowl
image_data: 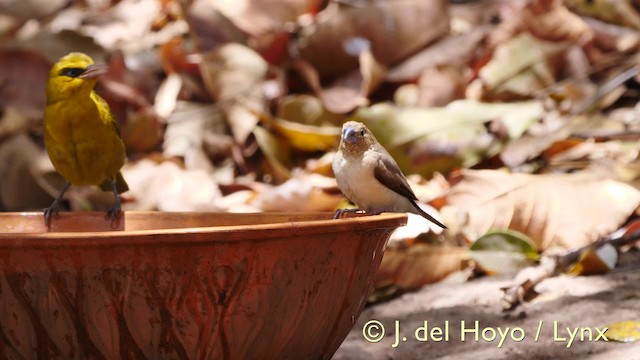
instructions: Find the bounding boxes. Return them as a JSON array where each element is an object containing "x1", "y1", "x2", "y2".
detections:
[{"x1": 0, "y1": 211, "x2": 406, "y2": 359}]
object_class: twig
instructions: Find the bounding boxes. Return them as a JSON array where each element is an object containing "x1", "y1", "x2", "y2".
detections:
[{"x1": 501, "y1": 226, "x2": 640, "y2": 311}]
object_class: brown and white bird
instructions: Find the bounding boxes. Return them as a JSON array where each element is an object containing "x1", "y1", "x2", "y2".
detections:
[{"x1": 332, "y1": 121, "x2": 446, "y2": 229}]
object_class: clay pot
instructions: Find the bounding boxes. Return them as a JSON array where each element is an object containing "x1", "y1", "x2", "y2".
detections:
[{"x1": 0, "y1": 211, "x2": 406, "y2": 359}]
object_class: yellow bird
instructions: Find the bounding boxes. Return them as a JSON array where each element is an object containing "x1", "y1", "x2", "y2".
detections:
[{"x1": 43, "y1": 52, "x2": 129, "y2": 225}]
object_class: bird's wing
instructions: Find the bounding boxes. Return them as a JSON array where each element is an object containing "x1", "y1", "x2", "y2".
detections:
[
  {"x1": 91, "y1": 92, "x2": 122, "y2": 137},
  {"x1": 372, "y1": 147, "x2": 418, "y2": 201}
]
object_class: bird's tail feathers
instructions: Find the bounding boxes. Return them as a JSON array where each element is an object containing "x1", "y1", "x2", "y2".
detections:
[
  {"x1": 409, "y1": 198, "x2": 447, "y2": 229},
  {"x1": 99, "y1": 172, "x2": 129, "y2": 194}
]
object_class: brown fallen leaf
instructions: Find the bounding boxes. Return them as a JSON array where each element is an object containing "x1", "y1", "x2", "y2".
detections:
[
  {"x1": 520, "y1": 0, "x2": 593, "y2": 43},
  {"x1": 319, "y1": 48, "x2": 386, "y2": 114},
  {"x1": 0, "y1": 134, "x2": 53, "y2": 210},
  {"x1": 375, "y1": 244, "x2": 468, "y2": 290},
  {"x1": 386, "y1": 26, "x2": 491, "y2": 82},
  {"x1": 211, "y1": 0, "x2": 321, "y2": 37},
  {"x1": 0, "y1": 0, "x2": 68, "y2": 20},
  {"x1": 0, "y1": 49, "x2": 50, "y2": 118},
  {"x1": 446, "y1": 169, "x2": 640, "y2": 252},
  {"x1": 292, "y1": 48, "x2": 386, "y2": 114},
  {"x1": 121, "y1": 159, "x2": 222, "y2": 211},
  {"x1": 477, "y1": 33, "x2": 567, "y2": 97},
  {"x1": 297, "y1": 0, "x2": 449, "y2": 80},
  {"x1": 415, "y1": 65, "x2": 466, "y2": 108},
  {"x1": 566, "y1": 0, "x2": 640, "y2": 30},
  {"x1": 200, "y1": 43, "x2": 268, "y2": 143},
  {"x1": 250, "y1": 172, "x2": 342, "y2": 212}
]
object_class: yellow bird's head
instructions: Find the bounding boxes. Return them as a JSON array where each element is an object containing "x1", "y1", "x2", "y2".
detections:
[
  {"x1": 339, "y1": 121, "x2": 378, "y2": 155},
  {"x1": 46, "y1": 52, "x2": 108, "y2": 103}
]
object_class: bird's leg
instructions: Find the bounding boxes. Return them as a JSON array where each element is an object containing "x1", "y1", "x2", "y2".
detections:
[
  {"x1": 333, "y1": 208, "x2": 363, "y2": 219},
  {"x1": 44, "y1": 182, "x2": 71, "y2": 226},
  {"x1": 105, "y1": 180, "x2": 123, "y2": 228}
]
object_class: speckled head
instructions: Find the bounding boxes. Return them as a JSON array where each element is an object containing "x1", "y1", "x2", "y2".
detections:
[{"x1": 339, "y1": 121, "x2": 377, "y2": 156}]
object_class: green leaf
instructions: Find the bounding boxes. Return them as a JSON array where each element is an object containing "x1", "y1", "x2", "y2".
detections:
[{"x1": 469, "y1": 229, "x2": 540, "y2": 274}]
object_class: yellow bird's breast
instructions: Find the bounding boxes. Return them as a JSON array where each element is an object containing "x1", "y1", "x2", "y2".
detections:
[{"x1": 44, "y1": 93, "x2": 126, "y2": 186}]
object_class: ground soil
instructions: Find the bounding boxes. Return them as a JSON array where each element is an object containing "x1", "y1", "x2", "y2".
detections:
[{"x1": 334, "y1": 250, "x2": 640, "y2": 360}]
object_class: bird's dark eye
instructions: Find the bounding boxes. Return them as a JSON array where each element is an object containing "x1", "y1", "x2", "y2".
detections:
[
  {"x1": 60, "y1": 67, "x2": 85, "y2": 78},
  {"x1": 360, "y1": 129, "x2": 365, "y2": 136}
]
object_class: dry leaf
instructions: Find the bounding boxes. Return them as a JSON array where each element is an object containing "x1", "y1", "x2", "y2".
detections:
[
  {"x1": 122, "y1": 159, "x2": 222, "y2": 212},
  {"x1": 566, "y1": 0, "x2": 640, "y2": 30},
  {"x1": 0, "y1": 49, "x2": 50, "y2": 118},
  {"x1": 521, "y1": 0, "x2": 593, "y2": 43},
  {"x1": 387, "y1": 26, "x2": 490, "y2": 82},
  {"x1": 415, "y1": 65, "x2": 466, "y2": 107},
  {"x1": 446, "y1": 169, "x2": 640, "y2": 252},
  {"x1": 163, "y1": 101, "x2": 217, "y2": 171},
  {"x1": 0, "y1": 134, "x2": 52, "y2": 210},
  {"x1": 212, "y1": 0, "x2": 320, "y2": 37},
  {"x1": 253, "y1": 126, "x2": 291, "y2": 182},
  {"x1": 566, "y1": 243, "x2": 618, "y2": 275},
  {"x1": 0, "y1": 0, "x2": 68, "y2": 20},
  {"x1": 251, "y1": 172, "x2": 341, "y2": 211},
  {"x1": 292, "y1": 49, "x2": 386, "y2": 114},
  {"x1": 478, "y1": 33, "x2": 566, "y2": 93},
  {"x1": 200, "y1": 43, "x2": 268, "y2": 143},
  {"x1": 270, "y1": 118, "x2": 340, "y2": 152},
  {"x1": 319, "y1": 48, "x2": 387, "y2": 114},
  {"x1": 375, "y1": 244, "x2": 468, "y2": 289},
  {"x1": 80, "y1": 0, "x2": 188, "y2": 52},
  {"x1": 297, "y1": 0, "x2": 449, "y2": 79},
  {"x1": 605, "y1": 320, "x2": 640, "y2": 343}
]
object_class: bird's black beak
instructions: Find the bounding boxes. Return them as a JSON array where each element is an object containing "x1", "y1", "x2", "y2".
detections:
[
  {"x1": 79, "y1": 64, "x2": 109, "y2": 79},
  {"x1": 343, "y1": 128, "x2": 358, "y2": 144}
]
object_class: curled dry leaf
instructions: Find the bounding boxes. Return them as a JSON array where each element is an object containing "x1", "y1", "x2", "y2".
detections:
[
  {"x1": 566, "y1": 243, "x2": 618, "y2": 275},
  {"x1": 297, "y1": 0, "x2": 449, "y2": 79},
  {"x1": 250, "y1": 172, "x2": 342, "y2": 212},
  {"x1": 469, "y1": 229, "x2": 540, "y2": 275},
  {"x1": 253, "y1": 126, "x2": 291, "y2": 182},
  {"x1": 277, "y1": 94, "x2": 344, "y2": 125},
  {"x1": 200, "y1": 43, "x2": 268, "y2": 143},
  {"x1": 270, "y1": 118, "x2": 340, "y2": 152},
  {"x1": 319, "y1": 48, "x2": 387, "y2": 114},
  {"x1": 375, "y1": 244, "x2": 468, "y2": 290},
  {"x1": 520, "y1": 0, "x2": 593, "y2": 43},
  {"x1": 446, "y1": 169, "x2": 640, "y2": 252},
  {"x1": 161, "y1": 101, "x2": 225, "y2": 170},
  {"x1": 80, "y1": 0, "x2": 188, "y2": 52},
  {"x1": 387, "y1": 26, "x2": 491, "y2": 82},
  {"x1": 500, "y1": 111, "x2": 576, "y2": 167},
  {"x1": 292, "y1": 49, "x2": 386, "y2": 114},
  {"x1": 212, "y1": 0, "x2": 320, "y2": 37},
  {"x1": 414, "y1": 65, "x2": 466, "y2": 108},
  {"x1": 122, "y1": 159, "x2": 222, "y2": 212},
  {"x1": 566, "y1": 0, "x2": 640, "y2": 30},
  {"x1": 478, "y1": 33, "x2": 567, "y2": 97}
]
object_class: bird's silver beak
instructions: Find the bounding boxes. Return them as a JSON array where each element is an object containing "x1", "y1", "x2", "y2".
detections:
[
  {"x1": 79, "y1": 64, "x2": 109, "y2": 79},
  {"x1": 343, "y1": 128, "x2": 357, "y2": 144}
]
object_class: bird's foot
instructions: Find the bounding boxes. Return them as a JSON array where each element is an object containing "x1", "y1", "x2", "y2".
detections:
[
  {"x1": 44, "y1": 183, "x2": 71, "y2": 227},
  {"x1": 333, "y1": 208, "x2": 364, "y2": 219},
  {"x1": 105, "y1": 181, "x2": 124, "y2": 229},
  {"x1": 105, "y1": 206, "x2": 123, "y2": 228},
  {"x1": 43, "y1": 201, "x2": 61, "y2": 227}
]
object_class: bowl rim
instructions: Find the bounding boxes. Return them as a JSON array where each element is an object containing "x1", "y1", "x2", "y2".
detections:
[{"x1": 0, "y1": 211, "x2": 408, "y2": 247}]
